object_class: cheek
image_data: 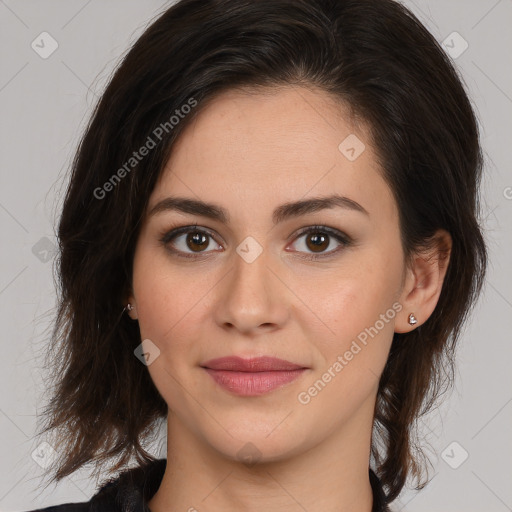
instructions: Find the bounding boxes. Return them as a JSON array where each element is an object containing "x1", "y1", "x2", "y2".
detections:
[
  {"x1": 293, "y1": 262, "x2": 401, "y2": 427},
  {"x1": 300, "y1": 255, "x2": 401, "y2": 332},
  {"x1": 131, "y1": 250, "x2": 205, "y2": 408},
  {"x1": 132, "y1": 247, "x2": 193, "y2": 346},
  {"x1": 294, "y1": 245, "x2": 402, "y2": 371}
]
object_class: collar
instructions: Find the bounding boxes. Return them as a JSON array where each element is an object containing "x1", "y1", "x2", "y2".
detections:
[{"x1": 89, "y1": 458, "x2": 390, "y2": 512}]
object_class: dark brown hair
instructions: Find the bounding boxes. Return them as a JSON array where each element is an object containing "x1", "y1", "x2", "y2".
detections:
[{"x1": 37, "y1": 0, "x2": 487, "y2": 504}]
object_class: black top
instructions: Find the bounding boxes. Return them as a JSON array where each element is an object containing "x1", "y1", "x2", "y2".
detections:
[{"x1": 24, "y1": 458, "x2": 391, "y2": 512}]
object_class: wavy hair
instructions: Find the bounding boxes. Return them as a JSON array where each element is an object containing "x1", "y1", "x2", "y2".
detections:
[{"x1": 37, "y1": 0, "x2": 487, "y2": 504}]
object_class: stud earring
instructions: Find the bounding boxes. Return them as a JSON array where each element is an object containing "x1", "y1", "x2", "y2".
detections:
[{"x1": 408, "y1": 313, "x2": 418, "y2": 325}]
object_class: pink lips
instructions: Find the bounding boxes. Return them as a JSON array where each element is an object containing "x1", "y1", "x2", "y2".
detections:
[{"x1": 201, "y1": 356, "x2": 308, "y2": 396}]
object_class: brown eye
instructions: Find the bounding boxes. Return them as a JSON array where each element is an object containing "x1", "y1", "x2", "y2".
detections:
[
  {"x1": 160, "y1": 226, "x2": 222, "y2": 258},
  {"x1": 185, "y1": 231, "x2": 210, "y2": 252},
  {"x1": 305, "y1": 232, "x2": 329, "y2": 253},
  {"x1": 160, "y1": 224, "x2": 352, "y2": 261},
  {"x1": 289, "y1": 226, "x2": 352, "y2": 260}
]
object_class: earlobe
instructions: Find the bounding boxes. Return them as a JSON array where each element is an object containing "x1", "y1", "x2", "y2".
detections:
[
  {"x1": 395, "y1": 229, "x2": 452, "y2": 333},
  {"x1": 395, "y1": 264, "x2": 419, "y2": 333},
  {"x1": 124, "y1": 296, "x2": 138, "y2": 320}
]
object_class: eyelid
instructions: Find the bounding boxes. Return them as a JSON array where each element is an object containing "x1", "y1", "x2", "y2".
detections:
[
  {"x1": 159, "y1": 224, "x2": 223, "y2": 256},
  {"x1": 287, "y1": 225, "x2": 352, "y2": 259},
  {"x1": 292, "y1": 225, "x2": 351, "y2": 244},
  {"x1": 159, "y1": 223, "x2": 352, "y2": 259}
]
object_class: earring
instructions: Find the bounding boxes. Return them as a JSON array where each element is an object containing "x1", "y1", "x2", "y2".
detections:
[{"x1": 408, "y1": 313, "x2": 418, "y2": 325}]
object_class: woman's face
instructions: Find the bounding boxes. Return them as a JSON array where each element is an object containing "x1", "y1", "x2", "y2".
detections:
[{"x1": 129, "y1": 86, "x2": 409, "y2": 462}]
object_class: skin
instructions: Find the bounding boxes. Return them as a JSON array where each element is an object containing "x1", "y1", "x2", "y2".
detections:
[{"x1": 127, "y1": 85, "x2": 451, "y2": 512}]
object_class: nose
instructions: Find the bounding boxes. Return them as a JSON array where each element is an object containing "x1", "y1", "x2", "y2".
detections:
[{"x1": 213, "y1": 244, "x2": 290, "y2": 336}]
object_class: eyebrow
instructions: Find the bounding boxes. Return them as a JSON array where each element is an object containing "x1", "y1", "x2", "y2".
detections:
[{"x1": 148, "y1": 193, "x2": 369, "y2": 224}]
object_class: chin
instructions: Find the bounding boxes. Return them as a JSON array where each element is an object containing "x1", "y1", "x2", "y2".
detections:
[
  {"x1": 215, "y1": 437, "x2": 304, "y2": 467},
  {"x1": 200, "y1": 416, "x2": 313, "y2": 466}
]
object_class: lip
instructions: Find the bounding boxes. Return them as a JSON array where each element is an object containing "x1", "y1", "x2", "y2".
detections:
[
  {"x1": 201, "y1": 356, "x2": 308, "y2": 396},
  {"x1": 201, "y1": 356, "x2": 306, "y2": 372}
]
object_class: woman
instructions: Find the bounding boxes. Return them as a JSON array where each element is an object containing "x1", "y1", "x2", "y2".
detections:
[{"x1": 27, "y1": 0, "x2": 487, "y2": 510}]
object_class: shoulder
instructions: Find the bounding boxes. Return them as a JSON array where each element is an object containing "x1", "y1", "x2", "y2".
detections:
[
  {"x1": 20, "y1": 458, "x2": 167, "y2": 512},
  {"x1": 19, "y1": 479, "x2": 116, "y2": 512},
  {"x1": 21, "y1": 503, "x2": 90, "y2": 512}
]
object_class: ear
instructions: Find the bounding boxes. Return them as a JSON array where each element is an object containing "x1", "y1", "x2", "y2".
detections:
[{"x1": 395, "y1": 229, "x2": 452, "y2": 333}]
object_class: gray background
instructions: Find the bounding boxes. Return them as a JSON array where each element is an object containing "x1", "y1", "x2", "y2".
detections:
[{"x1": 0, "y1": 1, "x2": 511, "y2": 511}]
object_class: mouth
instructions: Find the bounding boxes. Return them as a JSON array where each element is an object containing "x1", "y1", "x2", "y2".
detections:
[{"x1": 200, "y1": 356, "x2": 309, "y2": 396}]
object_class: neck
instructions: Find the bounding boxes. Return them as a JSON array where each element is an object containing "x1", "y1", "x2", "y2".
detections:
[{"x1": 148, "y1": 399, "x2": 376, "y2": 512}]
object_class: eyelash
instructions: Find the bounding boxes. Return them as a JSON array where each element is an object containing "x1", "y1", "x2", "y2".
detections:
[{"x1": 158, "y1": 223, "x2": 353, "y2": 261}]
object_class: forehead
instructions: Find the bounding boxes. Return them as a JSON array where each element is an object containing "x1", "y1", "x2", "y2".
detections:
[
  {"x1": 166, "y1": 85, "x2": 364, "y2": 173},
  {"x1": 149, "y1": 85, "x2": 396, "y2": 224}
]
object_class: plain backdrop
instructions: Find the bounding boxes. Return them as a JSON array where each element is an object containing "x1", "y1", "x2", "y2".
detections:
[{"x1": 0, "y1": 1, "x2": 511, "y2": 511}]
